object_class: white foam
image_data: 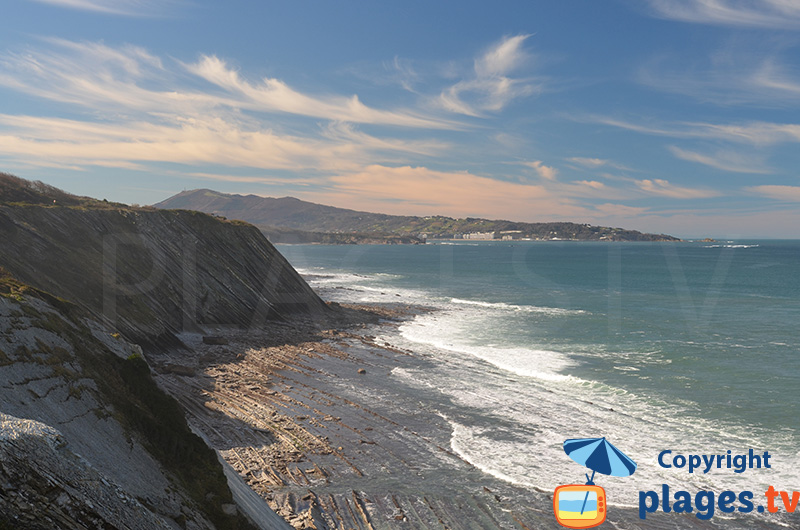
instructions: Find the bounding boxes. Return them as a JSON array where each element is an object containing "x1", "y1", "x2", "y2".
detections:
[
  {"x1": 381, "y1": 327, "x2": 800, "y2": 504},
  {"x1": 703, "y1": 244, "x2": 759, "y2": 249},
  {"x1": 398, "y1": 312, "x2": 578, "y2": 383},
  {"x1": 450, "y1": 298, "x2": 586, "y2": 315}
]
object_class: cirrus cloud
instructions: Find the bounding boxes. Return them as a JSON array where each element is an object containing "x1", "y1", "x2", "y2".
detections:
[
  {"x1": 438, "y1": 35, "x2": 542, "y2": 117},
  {"x1": 645, "y1": 0, "x2": 800, "y2": 29},
  {"x1": 27, "y1": 0, "x2": 180, "y2": 16},
  {"x1": 746, "y1": 184, "x2": 800, "y2": 201}
]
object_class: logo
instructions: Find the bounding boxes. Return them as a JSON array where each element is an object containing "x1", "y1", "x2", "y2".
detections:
[{"x1": 553, "y1": 437, "x2": 637, "y2": 529}]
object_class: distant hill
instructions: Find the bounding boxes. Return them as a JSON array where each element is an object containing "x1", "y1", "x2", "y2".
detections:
[{"x1": 154, "y1": 188, "x2": 681, "y2": 242}]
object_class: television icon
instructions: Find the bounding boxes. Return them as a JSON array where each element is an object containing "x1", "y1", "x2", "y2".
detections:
[{"x1": 553, "y1": 484, "x2": 606, "y2": 529}]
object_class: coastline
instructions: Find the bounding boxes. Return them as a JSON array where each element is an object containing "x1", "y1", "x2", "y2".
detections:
[{"x1": 151, "y1": 300, "x2": 788, "y2": 530}]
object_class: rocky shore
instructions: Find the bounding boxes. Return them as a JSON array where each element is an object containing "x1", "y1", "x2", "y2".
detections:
[{"x1": 151, "y1": 303, "x2": 787, "y2": 530}]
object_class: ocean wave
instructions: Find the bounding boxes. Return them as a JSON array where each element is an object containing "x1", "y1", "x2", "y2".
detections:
[
  {"x1": 703, "y1": 244, "x2": 760, "y2": 249},
  {"x1": 446, "y1": 419, "x2": 539, "y2": 489},
  {"x1": 450, "y1": 297, "x2": 586, "y2": 315},
  {"x1": 398, "y1": 316, "x2": 578, "y2": 383},
  {"x1": 378, "y1": 325, "x2": 800, "y2": 505}
]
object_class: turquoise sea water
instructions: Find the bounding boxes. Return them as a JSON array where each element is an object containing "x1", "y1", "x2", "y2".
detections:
[{"x1": 278, "y1": 240, "x2": 800, "y2": 505}]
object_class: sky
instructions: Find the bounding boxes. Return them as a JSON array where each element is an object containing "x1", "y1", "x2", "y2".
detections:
[{"x1": 2, "y1": 1, "x2": 800, "y2": 238}]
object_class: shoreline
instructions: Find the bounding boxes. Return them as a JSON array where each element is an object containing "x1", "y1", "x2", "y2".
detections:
[{"x1": 153, "y1": 303, "x2": 786, "y2": 529}]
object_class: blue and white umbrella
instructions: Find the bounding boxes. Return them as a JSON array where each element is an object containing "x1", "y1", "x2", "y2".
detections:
[
  {"x1": 563, "y1": 436, "x2": 637, "y2": 481},
  {"x1": 563, "y1": 437, "x2": 637, "y2": 515}
]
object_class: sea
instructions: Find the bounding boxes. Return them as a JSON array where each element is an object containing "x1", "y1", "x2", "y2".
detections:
[{"x1": 277, "y1": 240, "x2": 800, "y2": 512}]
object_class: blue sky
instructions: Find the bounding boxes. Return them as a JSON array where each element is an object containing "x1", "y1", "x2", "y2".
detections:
[{"x1": 2, "y1": 0, "x2": 800, "y2": 238}]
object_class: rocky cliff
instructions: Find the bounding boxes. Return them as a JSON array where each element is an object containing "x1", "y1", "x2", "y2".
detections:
[
  {"x1": 0, "y1": 173, "x2": 327, "y2": 529},
  {"x1": 0, "y1": 174, "x2": 328, "y2": 350},
  {"x1": 0, "y1": 273, "x2": 247, "y2": 529}
]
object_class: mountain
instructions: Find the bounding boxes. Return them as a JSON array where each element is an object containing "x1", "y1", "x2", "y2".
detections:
[
  {"x1": 154, "y1": 189, "x2": 681, "y2": 242},
  {"x1": 0, "y1": 172, "x2": 336, "y2": 529}
]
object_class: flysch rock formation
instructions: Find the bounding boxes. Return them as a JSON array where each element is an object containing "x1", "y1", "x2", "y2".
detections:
[
  {"x1": 0, "y1": 201, "x2": 328, "y2": 351},
  {"x1": 0, "y1": 412, "x2": 173, "y2": 529},
  {"x1": 0, "y1": 290, "x2": 210, "y2": 529},
  {"x1": 0, "y1": 173, "x2": 331, "y2": 529}
]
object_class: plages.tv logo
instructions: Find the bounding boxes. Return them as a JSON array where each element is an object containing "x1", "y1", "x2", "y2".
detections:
[{"x1": 553, "y1": 437, "x2": 637, "y2": 529}]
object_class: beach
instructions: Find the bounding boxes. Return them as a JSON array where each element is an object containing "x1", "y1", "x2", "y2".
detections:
[{"x1": 152, "y1": 298, "x2": 789, "y2": 529}]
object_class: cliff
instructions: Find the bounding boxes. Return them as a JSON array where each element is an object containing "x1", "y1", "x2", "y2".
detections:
[
  {"x1": 0, "y1": 272, "x2": 249, "y2": 529},
  {"x1": 0, "y1": 173, "x2": 329, "y2": 529},
  {"x1": 0, "y1": 174, "x2": 328, "y2": 350}
]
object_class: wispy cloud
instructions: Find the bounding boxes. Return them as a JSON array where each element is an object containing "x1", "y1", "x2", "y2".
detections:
[
  {"x1": 568, "y1": 157, "x2": 609, "y2": 168},
  {"x1": 387, "y1": 56, "x2": 419, "y2": 93},
  {"x1": 186, "y1": 172, "x2": 322, "y2": 186},
  {"x1": 0, "y1": 39, "x2": 458, "y2": 129},
  {"x1": 644, "y1": 0, "x2": 800, "y2": 29},
  {"x1": 688, "y1": 121, "x2": 800, "y2": 145},
  {"x1": 636, "y1": 177, "x2": 721, "y2": 198},
  {"x1": 566, "y1": 156, "x2": 633, "y2": 171},
  {"x1": 438, "y1": 35, "x2": 542, "y2": 117},
  {"x1": 576, "y1": 180, "x2": 606, "y2": 189},
  {"x1": 0, "y1": 113, "x2": 370, "y2": 172},
  {"x1": 186, "y1": 55, "x2": 456, "y2": 129},
  {"x1": 585, "y1": 115, "x2": 800, "y2": 147},
  {"x1": 668, "y1": 146, "x2": 771, "y2": 174},
  {"x1": 27, "y1": 0, "x2": 181, "y2": 17},
  {"x1": 746, "y1": 184, "x2": 800, "y2": 201},
  {"x1": 638, "y1": 52, "x2": 800, "y2": 107},
  {"x1": 0, "y1": 39, "x2": 457, "y2": 173}
]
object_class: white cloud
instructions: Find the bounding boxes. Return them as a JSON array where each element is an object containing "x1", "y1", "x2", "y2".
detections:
[
  {"x1": 746, "y1": 184, "x2": 800, "y2": 201},
  {"x1": 27, "y1": 0, "x2": 179, "y2": 16},
  {"x1": 568, "y1": 157, "x2": 609, "y2": 168},
  {"x1": 566, "y1": 156, "x2": 634, "y2": 172},
  {"x1": 0, "y1": 114, "x2": 371, "y2": 172},
  {"x1": 438, "y1": 35, "x2": 541, "y2": 117},
  {"x1": 186, "y1": 55, "x2": 456, "y2": 129},
  {"x1": 584, "y1": 115, "x2": 800, "y2": 147},
  {"x1": 636, "y1": 177, "x2": 721, "y2": 199},
  {"x1": 638, "y1": 52, "x2": 800, "y2": 107},
  {"x1": 689, "y1": 121, "x2": 800, "y2": 145},
  {"x1": 389, "y1": 56, "x2": 419, "y2": 93},
  {"x1": 576, "y1": 180, "x2": 606, "y2": 189},
  {"x1": 523, "y1": 160, "x2": 559, "y2": 180},
  {"x1": 0, "y1": 39, "x2": 459, "y2": 173},
  {"x1": 645, "y1": 0, "x2": 800, "y2": 29},
  {"x1": 668, "y1": 146, "x2": 771, "y2": 174},
  {"x1": 0, "y1": 39, "x2": 459, "y2": 130}
]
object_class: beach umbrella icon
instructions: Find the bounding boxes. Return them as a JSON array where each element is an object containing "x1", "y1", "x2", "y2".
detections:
[
  {"x1": 564, "y1": 437, "x2": 637, "y2": 482},
  {"x1": 563, "y1": 437, "x2": 637, "y2": 515}
]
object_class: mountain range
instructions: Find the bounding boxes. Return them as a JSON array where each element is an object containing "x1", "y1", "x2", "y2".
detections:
[{"x1": 154, "y1": 189, "x2": 680, "y2": 243}]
